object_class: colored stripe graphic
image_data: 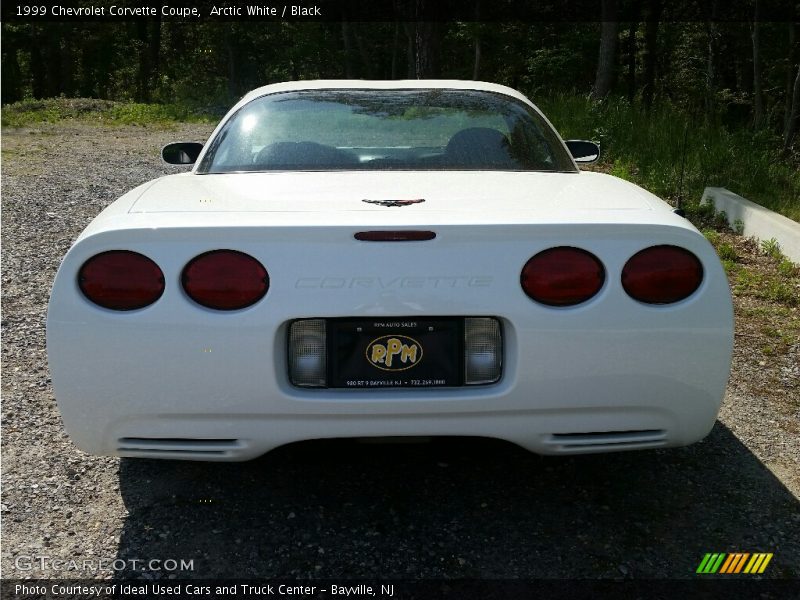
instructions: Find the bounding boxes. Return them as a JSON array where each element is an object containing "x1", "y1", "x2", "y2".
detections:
[
  {"x1": 696, "y1": 554, "x2": 714, "y2": 573},
  {"x1": 744, "y1": 553, "x2": 773, "y2": 574},
  {"x1": 698, "y1": 553, "x2": 773, "y2": 574},
  {"x1": 719, "y1": 554, "x2": 736, "y2": 574},
  {"x1": 733, "y1": 553, "x2": 750, "y2": 573},
  {"x1": 697, "y1": 553, "x2": 726, "y2": 574},
  {"x1": 720, "y1": 553, "x2": 749, "y2": 573}
]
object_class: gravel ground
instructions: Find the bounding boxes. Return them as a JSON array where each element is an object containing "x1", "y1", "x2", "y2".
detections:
[{"x1": 1, "y1": 122, "x2": 798, "y2": 581}]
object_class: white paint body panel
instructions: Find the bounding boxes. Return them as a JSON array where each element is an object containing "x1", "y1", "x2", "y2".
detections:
[{"x1": 47, "y1": 81, "x2": 734, "y2": 460}]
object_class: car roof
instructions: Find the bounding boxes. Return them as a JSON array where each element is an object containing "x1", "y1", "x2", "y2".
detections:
[{"x1": 238, "y1": 80, "x2": 534, "y2": 107}]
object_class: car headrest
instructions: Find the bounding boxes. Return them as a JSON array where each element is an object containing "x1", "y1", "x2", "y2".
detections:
[
  {"x1": 444, "y1": 127, "x2": 513, "y2": 167},
  {"x1": 255, "y1": 142, "x2": 359, "y2": 168}
]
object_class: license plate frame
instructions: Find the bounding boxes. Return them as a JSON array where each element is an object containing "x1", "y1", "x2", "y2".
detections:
[{"x1": 327, "y1": 317, "x2": 463, "y2": 389}]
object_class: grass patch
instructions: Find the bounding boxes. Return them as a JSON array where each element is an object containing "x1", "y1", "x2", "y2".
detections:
[
  {"x1": 702, "y1": 225, "x2": 800, "y2": 308},
  {"x1": 739, "y1": 302, "x2": 800, "y2": 363},
  {"x1": 685, "y1": 202, "x2": 731, "y2": 230},
  {"x1": 1, "y1": 97, "x2": 215, "y2": 128},
  {"x1": 760, "y1": 238, "x2": 782, "y2": 260},
  {"x1": 717, "y1": 242, "x2": 738, "y2": 262},
  {"x1": 539, "y1": 93, "x2": 800, "y2": 222},
  {"x1": 734, "y1": 268, "x2": 799, "y2": 306},
  {"x1": 720, "y1": 259, "x2": 738, "y2": 274},
  {"x1": 702, "y1": 229, "x2": 720, "y2": 245},
  {"x1": 778, "y1": 259, "x2": 798, "y2": 278},
  {"x1": 759, "y1": 325, "x2": 796, "y2": 355}
]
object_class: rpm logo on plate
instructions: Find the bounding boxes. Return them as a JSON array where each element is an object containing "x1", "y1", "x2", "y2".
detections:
[{"x1": 366, "y1": 335, "x2": 423, "y2": 371}]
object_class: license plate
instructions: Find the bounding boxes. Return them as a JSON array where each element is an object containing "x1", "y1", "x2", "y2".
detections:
[{"x1": 328, "y1": 318, "x2": 462, "y2": 388}]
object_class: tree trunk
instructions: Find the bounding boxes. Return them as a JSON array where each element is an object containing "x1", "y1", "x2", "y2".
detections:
[
  {"x1": 1, "y1": 32, "x2": 23, "y2": 103},
  {"x1": 784, "y1": 63, "x2": 800, "y2": 150},
  {"x1": 77, "y1": 36, "x2": 93, "y2": 98},
  {"x1": 223, "y1": 25, "x2": 238, "y2": 100},
  {"x1": 591, "y1": 0, "x2": 619, "y2": 100},
  {"x1": 352, "y1": 24, "x2": 373, "y2": 79},
  {"x1": 135, "y1": 20, "x2": 151, "y2": 102},
  {"x1": 751, "y1": 0, "x2": 764, "y2": 129},
  {"x1": 412, "y1": 22, "x2": 439, "y2": 78},
  {"x1": 398, "y1": 0, "x2": 441, "y2": 78},
  {"x1": 704, "y1": 0, "x2": 721, "y2": 119},
  {"x1": 473, "y1": 35, "x2": 482, "y2": 80},
  {"x1": 627, "y1": 20, "x2": 638, "y2": 101},
  {"x1": 149, "y1": 18, "x2": 161, "y2": 99},
  {"x1": 95, "y1": 27, "x2": 114, "y2": 99},
  {"x1": 60, "y1": 25, "x2": 75, "y2": 97},
  {"x1": 472, "y1": 1, "x2": 482, "y2": 80},
  {"x1": 390, "y1": 21, "x2": 399, "y2": 79},
  {"x1": 785, "y1": 22, "x2": 797, "y2": 132},
  {"x1": 403, "y1": 21, "x2": 439, "y2": 79},
  {"x1": 341, "y1": 21, "x2": 354, "y2": 78},
  {"x1": 403, "y1": 22, "x2": 415, "y2": 77},
  {"x1": 169, "y1": 22, "x2": 186, "y2": 61},
  {"x1": 45, "y1": 25, "x2": 63, "y2": 97},
  {"x1": 641, "y1": 0, "x2": 661, "y2": 108},
  {"x1": 30, "y1": 31, "x2": 46, "y2": 98}
]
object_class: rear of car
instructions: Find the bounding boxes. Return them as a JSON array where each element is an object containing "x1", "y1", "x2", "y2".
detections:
[{"x1": 46, "y1": 81, "x2": 733, "y2": 460}]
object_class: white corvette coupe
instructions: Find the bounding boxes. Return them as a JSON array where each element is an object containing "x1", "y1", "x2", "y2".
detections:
[{"x1": 47, "y1": 80, "x2": 734, "y2": 461}]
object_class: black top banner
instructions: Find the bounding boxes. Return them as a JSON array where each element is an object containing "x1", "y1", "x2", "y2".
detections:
[{"x1": 2, "y1": 0, "x2": 800, "y2": 23}]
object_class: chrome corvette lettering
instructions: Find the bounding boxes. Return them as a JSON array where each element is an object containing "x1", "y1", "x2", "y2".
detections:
[{"x1": 295, "y1": 276, "x2": 492, "y2": 289}]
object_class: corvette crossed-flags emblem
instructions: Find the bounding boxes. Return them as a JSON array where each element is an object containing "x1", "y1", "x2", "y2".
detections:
[{"x1": 362, "y1": 198, "x2": 426, "y2": 207}]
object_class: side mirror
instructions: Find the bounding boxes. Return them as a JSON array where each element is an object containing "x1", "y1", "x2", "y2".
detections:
[
  {"x1": 565, "y1": 140, "x2": 600, "y2": 164},
  {"x1": 162, "y1": 142, "x2": 204, "y2": 165}
]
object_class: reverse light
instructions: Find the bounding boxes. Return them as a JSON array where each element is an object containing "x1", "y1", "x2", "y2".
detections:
[
  {"x1": 464, "y1": 318, "x2": 502, "y2": 385},
  {"x1": 182, "y1": 250, "x2": 269, "y2": 310},
  {"x1": 622, "y1": 245, "x2": 703, "y2": 304},
  {"x1": 78, "y1": 250, "x2": 164, "y2": 310},
  {"x1": 289, "y1": 319, "x2": 327, "y2": 387},
  {"x1": 521, "y1": 247, "x2": 605, "y2": 306}
]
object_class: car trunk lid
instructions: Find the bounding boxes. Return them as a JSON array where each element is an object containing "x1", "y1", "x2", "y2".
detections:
[{"x1": 129, "y1": 170, "x2": 663, "y2": 223}]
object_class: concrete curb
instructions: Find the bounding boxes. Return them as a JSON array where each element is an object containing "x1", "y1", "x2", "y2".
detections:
[{"x1": 702, "y1": 187, "x2": 800, "y2": 263}]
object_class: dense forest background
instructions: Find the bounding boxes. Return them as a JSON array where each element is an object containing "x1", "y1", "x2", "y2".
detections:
[
  {"x1": 2, "y1": 11, "x2": 800, "y2": 218},
  {"x1": 3, "y1": 18, "x2": 799, "y2": 142}
]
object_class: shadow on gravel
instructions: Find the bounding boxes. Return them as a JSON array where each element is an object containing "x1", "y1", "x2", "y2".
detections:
[{"x1": 114, "y1": 422, "x2": 799, "y2": 579}]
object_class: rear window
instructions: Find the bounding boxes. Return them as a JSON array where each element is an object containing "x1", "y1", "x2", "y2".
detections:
[{"x1": 197, "y1": 89, "x2": 576, "y2": 173}]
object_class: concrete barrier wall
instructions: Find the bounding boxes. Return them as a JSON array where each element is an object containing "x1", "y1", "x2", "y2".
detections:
[{"x1": 702, "y1": 187, "x2": 800, "y2": 263}]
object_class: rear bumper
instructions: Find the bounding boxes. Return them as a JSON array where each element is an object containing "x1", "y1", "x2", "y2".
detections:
[
  {"x1": 48, "y1": 306, "x2": 734, "y2": 460},
  {"x1": 49, "y1": 304, "x2": 732, "y2": 459},
  {"x1": 49, "y1": 309, "x2": 729, "y2": 460},
  {"x1": 50, "y1": 348, "x2": 730, "y2": 460},
  {"x1": 104, "y1": 406, "x2": 708, "y2": 461}
]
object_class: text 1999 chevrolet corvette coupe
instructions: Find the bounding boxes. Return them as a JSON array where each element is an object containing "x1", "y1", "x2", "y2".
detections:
[{"x1": 46, "y1": 80, "x2": 734, "y2": 460}]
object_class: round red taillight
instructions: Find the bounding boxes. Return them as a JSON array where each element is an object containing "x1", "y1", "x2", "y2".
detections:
[
  {"x1": 521, "y1": 247, "x2": 605, "y2": 306},
  {"x1": 622, "y1": 245, "x2": 703, "y2": 304},
  {"x1": 182, "y1": 250, "x2": 269, "y2": 310},
  {"x1": 78, "y1": 250, "x2": 165, "y2": 311}
]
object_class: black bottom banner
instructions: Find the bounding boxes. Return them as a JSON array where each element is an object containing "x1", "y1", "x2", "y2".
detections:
[{"x1": 2, "y1": 579, "x2": 800, "y2": 600}]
